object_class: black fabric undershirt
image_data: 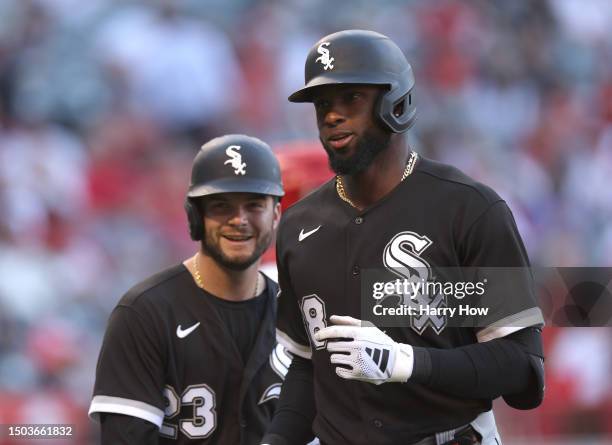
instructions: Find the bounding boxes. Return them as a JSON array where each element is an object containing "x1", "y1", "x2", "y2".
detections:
[
  {"x1": 411, "y1": 327, "x2": 543, "y2": 401},
  {"x1": 203, "y1": 287, "x2": 267, "y2": 364}
]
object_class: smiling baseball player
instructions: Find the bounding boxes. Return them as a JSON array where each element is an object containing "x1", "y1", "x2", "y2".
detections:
[{"x1": 89, "y1": 135, "x2": 291, "y2": 444}]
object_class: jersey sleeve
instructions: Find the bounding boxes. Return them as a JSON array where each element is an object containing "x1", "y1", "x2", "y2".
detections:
[
  {"x1": 275, "y1": 226, "x2": 312, "y2": 360},
  {"x1": 459, "y1": 201, "x2": 544, "y2": 342},
  {"x1": 89, "y1": 304, "x2": 166, "y2": 427}
]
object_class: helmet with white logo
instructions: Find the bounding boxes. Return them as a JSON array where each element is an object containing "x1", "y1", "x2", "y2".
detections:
[
  {"x1": 289, "y1": 29, "x2": 417, "y2": 133},
  {"x1": 185, "y1": 134, "x2": 284, "y2": 240}
]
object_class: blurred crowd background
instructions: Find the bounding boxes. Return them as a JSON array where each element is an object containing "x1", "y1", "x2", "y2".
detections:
[{"x1": 0, "y1": 0, "x2": 611, "y2": 443}]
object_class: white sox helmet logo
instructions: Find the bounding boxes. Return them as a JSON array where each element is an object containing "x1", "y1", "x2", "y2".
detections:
[
  {"x1": 224, "y1": 145, "x2": 247, "y2": 175},
  {"x1": 383, "y1": 231, "x2": 448, "y2": 335},
  {"x1": 315, "y1": 42, "x2": 334, "y2": 70}
]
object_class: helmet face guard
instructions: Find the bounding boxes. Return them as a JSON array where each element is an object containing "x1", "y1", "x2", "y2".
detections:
[
  {"x1": 185, "y1": 134, "x2": 284, "y2": 240},
  {"x1": 289, "y1": 30, "x2": 417, "y2": 133}
]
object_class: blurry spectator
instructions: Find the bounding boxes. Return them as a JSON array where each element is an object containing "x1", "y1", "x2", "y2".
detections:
[{"x1": 94, "y1": 0, "x2": 245, "y2": 136}]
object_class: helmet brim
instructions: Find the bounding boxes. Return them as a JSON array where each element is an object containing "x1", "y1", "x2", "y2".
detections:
[
  {"x1": 187, "y1": 177, "x2": 284, "y2": 199},
  {"x1": 288, "y1": 75, "x2": 391, "y2": 102}
]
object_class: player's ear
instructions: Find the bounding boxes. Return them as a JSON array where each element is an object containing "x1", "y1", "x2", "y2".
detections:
[{"x1": 272, "y1": 199, "x2": 281, "y2": 230}]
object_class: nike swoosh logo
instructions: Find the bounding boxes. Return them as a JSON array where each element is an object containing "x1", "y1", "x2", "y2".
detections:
[
  {"x1": 299, "y1": 225, "x2": 321, "y2": 242},
  {"x1": 176, "y1": 322, "x2": 200, "y2": 339}
]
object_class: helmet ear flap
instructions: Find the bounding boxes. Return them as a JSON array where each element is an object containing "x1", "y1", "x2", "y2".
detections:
[
  {"x1": 378, "y1": 88, "x2": 416, "y2": 133},
  {"x1": 185, "y1": 198, "x2": 204, "y2": 241}
]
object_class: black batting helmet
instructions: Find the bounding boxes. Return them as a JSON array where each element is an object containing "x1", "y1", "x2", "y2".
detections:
[
  {"x1": 185, "y1": 134, "x2": 284, "y2": 241},
  {"x1": 289, "y1": 29, "x2": 417, "y2": 133}
]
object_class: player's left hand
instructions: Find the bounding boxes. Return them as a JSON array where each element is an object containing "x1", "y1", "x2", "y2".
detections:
[{"x1": 314, "y1": 315, "x2": 414, "y2": 385}]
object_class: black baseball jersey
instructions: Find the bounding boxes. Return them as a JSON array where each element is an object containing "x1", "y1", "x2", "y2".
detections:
[
  {"x1": 276, "y1": 156, "x2": 544, "y2": 444},
  {"x1": 89, "y1": 264, "x2": 291, "y2": 445}
]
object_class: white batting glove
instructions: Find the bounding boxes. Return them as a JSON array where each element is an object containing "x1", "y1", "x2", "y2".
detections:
[{"x1": 314, "y1": 315, "x2": 414, "y2": 385}]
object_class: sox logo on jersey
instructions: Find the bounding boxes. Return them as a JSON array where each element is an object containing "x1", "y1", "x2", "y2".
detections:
[{"x1": 383, "y1": 231, "x2": 448, "y2": 335}]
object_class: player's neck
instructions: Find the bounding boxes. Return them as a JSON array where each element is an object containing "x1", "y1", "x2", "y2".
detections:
[
  {"x1": 340, "y1": 142, "x2": 410, "y2": 210},
  {"x1": 184, "y1": 252, "x2": 262, "y2": 302}
]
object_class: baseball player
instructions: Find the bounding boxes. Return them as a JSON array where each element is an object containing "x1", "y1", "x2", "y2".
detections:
[
  {"x1": 262, "y1": 30, "x2": 545, "y2": 445},
  {"x1": 89, "y1": 134, "x2": 292, "y2": 444}
]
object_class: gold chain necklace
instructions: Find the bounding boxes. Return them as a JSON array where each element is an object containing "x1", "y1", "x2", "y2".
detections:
[
  {"x1": 193, "y1": 253, "x2": 260, "y2": 297},
  {"x1": 336, "y1": 151, "x2": 418, "y2": 208}
]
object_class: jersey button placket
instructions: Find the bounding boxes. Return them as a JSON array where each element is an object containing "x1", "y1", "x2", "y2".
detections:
[
  {"x1": 354, "y1": 216, "x2": 363, "y2": 225},
  {"x1": 373, "y1": 419, "x2": 383, "y2": 428}
]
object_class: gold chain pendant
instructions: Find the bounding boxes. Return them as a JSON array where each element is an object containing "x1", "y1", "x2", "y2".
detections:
[{"x1": 336, "y1": 151, "x2": 418, "y2": 208}]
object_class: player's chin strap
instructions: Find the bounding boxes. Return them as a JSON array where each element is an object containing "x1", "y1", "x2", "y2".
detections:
[{"x1": 314, "y1": 315, "x2": 414, "y2": 385}]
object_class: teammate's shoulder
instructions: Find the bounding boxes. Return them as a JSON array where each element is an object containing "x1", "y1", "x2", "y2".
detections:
[
  {"x1": 118, "y1": 263, "x2": 189, "y2": 308},
  {"x1": 415, "y1": 156, "x2": 502, "y2": 205}
]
